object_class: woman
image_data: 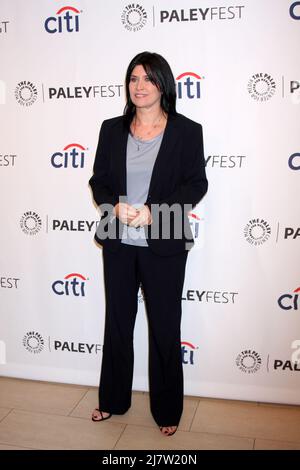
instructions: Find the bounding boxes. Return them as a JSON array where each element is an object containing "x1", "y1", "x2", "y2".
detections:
[{"x1": 89, "y1": 51, "x2": 208, "y2": 436}]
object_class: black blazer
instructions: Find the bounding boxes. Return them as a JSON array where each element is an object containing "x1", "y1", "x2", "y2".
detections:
[{"x1": 89, "y1": 113, "x2": 208, "y2": 256}]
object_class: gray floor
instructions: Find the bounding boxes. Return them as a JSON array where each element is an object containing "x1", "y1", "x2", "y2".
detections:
[{"x1": 0, "y1": 377, "x2": 300, "y2": 450}]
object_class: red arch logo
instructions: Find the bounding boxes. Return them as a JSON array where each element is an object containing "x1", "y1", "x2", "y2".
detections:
[
  {"x1": 63, "y1": 143, "x2": 86, "y2": 151},
  {"x1": 56, "y1": 6, "x2": 80, "y2": 15},
  {"x1": 64, "y1": 273, "x2": 87, "y2": 281},
  {"x1": 181, "y1": 341, "x2": 196, "y2": 349},
  {"x1": 176, "y1": 72, "x2": 202, "y2": 81}
]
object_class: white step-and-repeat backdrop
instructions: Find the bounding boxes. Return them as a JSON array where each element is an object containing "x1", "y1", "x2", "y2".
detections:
[{"x1": 1, "y1": 0, "x2": 300, "y2": 404}]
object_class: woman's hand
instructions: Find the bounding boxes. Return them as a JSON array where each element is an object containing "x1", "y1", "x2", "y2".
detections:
[
  {"x1": 113, "y1": 203, "x2": 138, "y2": 225},
  {"x1": 129, "y1": 205, "x2": 152, "y2": 228}
]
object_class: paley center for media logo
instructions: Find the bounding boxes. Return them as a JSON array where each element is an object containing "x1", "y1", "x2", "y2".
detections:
[
  {"x1": 181, "y1": 341, "x2": 198, "y2": 365},
  {"x1": 247, "y1": 73, "x2": 276, "y2": 102},
  {"x1": 244, "y1": 218, "x2": 271, "y2": 246},
  {"x1": 15, "y1": 81, "x2": 38, "y2": 106},
  {"x1": 236, "y1": 342, "x2": 300, "y2": 374},
  {"x1": 248, "y1": 72, "x2": 299, "y2": 103},
  {"x1": 20, "y1": 211, "x2": 42, "y2": 235},
  {"x1": 244, "y1": 220, "x2": 300, "y2": 244},
  {"x1": 44, "y1": 5, "x2": 81, "y2": 33},
  {"x1": 14, "y1": 81, "x2": 123, "y2": 105},
  {"x1": 121, "y1": 4, "x2": 245, "y2": 31},
  {"x1": 23, "y1": 331, "x2": 101, "y2": 355},
  {"x1": 23, "y1": 331, "x2": 44, "y2": 354},
  {"x1": 278, "y1": 285, "x2": 300, "y2": 311},
  {"x1": 20, "y1": 211, "x2": 98, "y2": 235},
  {"x1": 244, "y1": 219, "x2": 300, "y2": 244},
  {"x1": 51, "y1": 143, "x2": 88, "y2": 168},
  {"x1": 52, "y1": 273, "x2": 88, "y2": 297},
  {"x1": 121, "y1": 3, "x2": 147, "y2": 31},
  {"x1": 176, "y1": 72, "x2": 203, "y2": 100},
  {"x1": 236, "y1": 350, "x2": 262, "y2": 374}
]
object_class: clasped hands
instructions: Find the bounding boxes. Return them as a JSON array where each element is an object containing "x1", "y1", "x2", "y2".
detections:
[{"x1": 113, "y1": 203, "x2": 152, "y2": 228}]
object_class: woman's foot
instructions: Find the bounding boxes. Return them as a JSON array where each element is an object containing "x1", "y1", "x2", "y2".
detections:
[
  {"x1": 91, "y1": 408, "x2": 112, "y2": 422},
  {"x1": 159, "y1": 426, "x2": 178, "y2": 436}
]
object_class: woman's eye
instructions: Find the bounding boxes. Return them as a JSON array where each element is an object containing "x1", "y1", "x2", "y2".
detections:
[{"x1": 130, "y1": 77, "x2": 137, "y2": 82}]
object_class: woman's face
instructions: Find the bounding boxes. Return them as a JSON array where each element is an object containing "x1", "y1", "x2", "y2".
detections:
[{"x1": 129, "y1": 65, "x2": 161, "y2": 110}]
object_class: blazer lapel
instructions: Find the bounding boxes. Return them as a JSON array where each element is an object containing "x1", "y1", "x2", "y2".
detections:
[
  {"x1": 147, "y1": 113, "x2": 179, "y2": 195},
  {"x1": 113, "y1": 119, "x2": 128, "y2": 196}
]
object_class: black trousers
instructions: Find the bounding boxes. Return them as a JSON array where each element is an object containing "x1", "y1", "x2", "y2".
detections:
[{"x1": 98, "y1": 243, "x2": 188, "y2": 427}]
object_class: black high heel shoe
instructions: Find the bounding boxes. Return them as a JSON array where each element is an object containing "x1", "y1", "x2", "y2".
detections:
[
  {"x1": 92, "y1": 408, "x2": 112, "y2": 422},
  {"x1": 159, "y1": 426, "x2": 178, "y2": 436}
]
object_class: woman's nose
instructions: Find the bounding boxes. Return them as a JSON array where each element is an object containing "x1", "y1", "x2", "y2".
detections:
[{"x1": 136, "y1": 79, "x2": 144, "y2": 90}]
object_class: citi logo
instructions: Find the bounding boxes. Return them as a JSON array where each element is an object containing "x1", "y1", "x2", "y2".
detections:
[
  {"x1": 181, "y1": 341, "x2": 197, "y2": 365},
  {"x1": 176, "y1": 72, "x2": 203, "y2": 99},
  {"x1": 290, "y1": 1, "x2": 300, "y2": 19},
  {"x1": 188, "y1": 212, "x2": 202, "y2": 239},
  {"x1": 45, "y1": 6, "x2": 81, "y2": 34},
  {"x1": 278, "y1": 286, "x2": 300, "y2": 310},
  {"x1": 52, "y1": 273, "x2": 88, "y2": 297},
  {"x1": 51, "y1": 143, "x2": 87, "y2": 168}
]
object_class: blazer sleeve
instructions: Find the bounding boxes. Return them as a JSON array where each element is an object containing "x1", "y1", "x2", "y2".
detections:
[
  {"x1": 147, "y1": 123, "x2": 208, "y2": 209},
  {"x1": 89, "y1": 121, "x2": 118, "y2": 208}
]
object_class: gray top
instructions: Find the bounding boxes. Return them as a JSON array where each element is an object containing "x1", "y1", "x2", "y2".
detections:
[{"x1": 121, "y1": 131, "x2": 164, "y2": 247}]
